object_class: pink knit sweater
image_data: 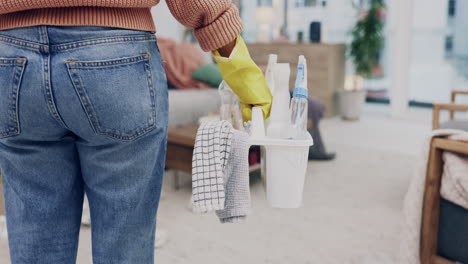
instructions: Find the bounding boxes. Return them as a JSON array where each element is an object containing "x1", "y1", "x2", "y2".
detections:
[{"x1": 0, "y1": 0, "x2": 242, "y2": 51}]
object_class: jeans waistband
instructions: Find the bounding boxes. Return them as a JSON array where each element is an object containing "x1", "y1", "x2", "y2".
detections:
[{"x1": 0, "y1": 26, "x2": 155, "y2": 53}]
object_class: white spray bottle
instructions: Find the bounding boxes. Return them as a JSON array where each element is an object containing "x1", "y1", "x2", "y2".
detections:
[
  {"x1": 289, "y1": 55, "x2": 308, "y2": 139},
  {"x1": 267, "y1": 63, "x2": 291, "y2": 139},
  {"x1": 263, "y1": 54, "x2": 277, "y2": 130},
  {"x1": 265, "y1": 54, "x2": 278, "y2": 95}
]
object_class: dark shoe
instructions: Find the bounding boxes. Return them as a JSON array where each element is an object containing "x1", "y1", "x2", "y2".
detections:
[{"x1": 308, "y1": 152, "x2": 336, "y2": 161}]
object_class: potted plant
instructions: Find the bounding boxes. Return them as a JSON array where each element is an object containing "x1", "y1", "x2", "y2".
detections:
[{"x1": 339, "y1": 0, "x2": 385, "y2": 120}]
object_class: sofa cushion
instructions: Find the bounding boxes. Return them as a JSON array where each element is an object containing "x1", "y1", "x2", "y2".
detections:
[
  {"x1": 168, "y1": 89, "x2": 221, "y2": 126},
  {"x1": 440, "y1": 120, "x2": 468, "y2": 132},
  {"x1": 192, "y1": 63, "x2": 223, "y2": 87},
  {"x1": 438, "y1": 198, "x2": 468, "y2": 263}
]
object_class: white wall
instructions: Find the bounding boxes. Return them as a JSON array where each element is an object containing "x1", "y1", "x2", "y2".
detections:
[
  {"x1": 408, "y1": 0, "x2": 453, "y2": 103},
  {"x1": 151, "y1": 2, "x2": 184, "y2": 41},
  {"x1": 287, "y1": 6, "x2": 325, "y2": 42},
  {"x1": 150, "y1": 3, "x2": 211, "y2": 62},
  {"x1": 283, "y1": 0, "x2": 355, "y2": 43},
  {"x1": 241, "y1": 0, "x2": 355, "y2": 43},
  {"x1": 322, "y1": 0, "x2": 356, "y2": 43},
  {"x1": 241, "y1": 0, "x2": 258, "y2": 42}
]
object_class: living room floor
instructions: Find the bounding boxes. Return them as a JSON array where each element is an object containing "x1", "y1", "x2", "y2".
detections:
[{"x1": 0, "y1": 104, "x2": 437, "y2": 264}]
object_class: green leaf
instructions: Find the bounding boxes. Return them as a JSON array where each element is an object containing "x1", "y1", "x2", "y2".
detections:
[{"x1": 349, "y1": 0, "x2": 386, "y2": 77}]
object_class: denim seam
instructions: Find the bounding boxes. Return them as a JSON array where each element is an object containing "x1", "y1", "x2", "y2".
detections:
[
  {"x1": 0, "y1": 34, "x2": 156, "y2": 53},
  {"x1": 145, "y1": 56, "x2": 157, "y2": 127},
  {"x1": 0, "y1": 62, "x2": 25, "y2": 65},
  {"x1": 40, "y1": 28, "x2": 69, "y2": 130},
  {"x1": 65, "y1": 56, "x2": 157, "y2": 142},
  {"x1": 0, "y1": 58, "x2": 26, "y2": 65},
  {"x1": 66, "y1": 54, "x2": 150, "y2": 68},
  {"x1": 38, "y1": 26, "x2": 50, "y2": 53},
  {"x1": 51, "y1": 35, "x2": 157, "y2": 52},
  {"x1": 0, "y1": 59, "x2": 27, "y2": 138},
  {"x1": 44, "y1": 58, "x2": 69, "y2": 129},
  {"x1": 0, "y1": 35, "x2": 43, "y2": 52},
  {"x1": 98, "y1": 125, "x2": 157, "y2": 142},
  {"x1": 10, "y1": 59, "x2": 26, "y2": 137},
  {"x1": 38, "y1": 26, "x2": 48, "y2": 45}
]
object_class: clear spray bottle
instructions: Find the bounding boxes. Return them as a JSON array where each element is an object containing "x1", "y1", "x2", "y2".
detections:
[{"x1": 289, "y1": 55, "x2": 308, "y2": 139}]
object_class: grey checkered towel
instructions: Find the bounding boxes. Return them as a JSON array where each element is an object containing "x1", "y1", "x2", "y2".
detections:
[
  {"x1": 192, "y1": 120, "x2": 251, "y2": 223},
  {"x1": 216, "y1": 129, "x2": 251, "y2": 223}
]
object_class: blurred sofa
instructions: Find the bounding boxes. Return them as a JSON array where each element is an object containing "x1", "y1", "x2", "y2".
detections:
[{"x1": 168, "y1": 89, "x2": 220, "y2": 126}]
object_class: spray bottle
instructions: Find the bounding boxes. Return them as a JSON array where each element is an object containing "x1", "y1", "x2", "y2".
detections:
[
  {"x1": 263, "y1": 54, "x2": 278, "y2": 131},
  {"x1": 265, "y1": 54, "x2": 278, "y2": 94},
  {"x1": 267, "y1": 63, "x2": 291, "y2": 139},
  {"x1": 289, "y1": 55, "x2": 308, "y2": 139},
  {"x1": 219, "y1": 81, "x2": 243, "y2": 130}
]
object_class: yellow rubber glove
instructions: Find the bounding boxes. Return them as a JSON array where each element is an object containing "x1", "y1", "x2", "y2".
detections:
[{"x1": 213, "y1": 36, "x2": 272, "y2": 122}]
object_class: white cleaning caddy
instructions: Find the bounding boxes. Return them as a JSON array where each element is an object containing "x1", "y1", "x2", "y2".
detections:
[
  {"x1": 249, "y1": 108, "x2": 313, "y2": 209},
  {"x1": 219, "y1": 53, "x2": 313, "y2": 208}
]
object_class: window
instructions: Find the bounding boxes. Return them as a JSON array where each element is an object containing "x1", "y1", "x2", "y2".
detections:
[
  {"x1": 295, "y1": 0, "x2": 317, "y2": 7},
  {"x1": 258, "y1": 0, "x2": 273, "y2": 6},
  {"x1": 448, "y1": 0, "x2": 456, "y2": 17},
  {"x1": 352, "y1": 0, "x2": 370, "y2": 8},
  {"x1": 305, "y1": 0, "x2": 317, "y2": 6},
  {"x1": 445, "y1": 36, "x2": 454, "y2": 53}
]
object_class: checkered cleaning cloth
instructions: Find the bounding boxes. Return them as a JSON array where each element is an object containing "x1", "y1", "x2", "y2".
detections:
[
  {"x1": 192, "y1": 120, "x2": 233, "y2": 212},
  {"x1": 192, "y1": 120, "x2": 251, "y2": 223}
]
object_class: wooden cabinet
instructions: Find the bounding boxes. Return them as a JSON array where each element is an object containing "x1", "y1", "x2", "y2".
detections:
[{"x1": 247, "y1": 43, "x2": 346, "y2": 117}]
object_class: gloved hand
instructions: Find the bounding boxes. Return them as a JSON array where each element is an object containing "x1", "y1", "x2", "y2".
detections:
[{"x1": 213, "y1": 36, "x2": 272, "y2": 122}]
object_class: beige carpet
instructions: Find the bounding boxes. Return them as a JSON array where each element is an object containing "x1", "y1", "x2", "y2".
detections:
[{"x1": 0, "y1": 104, "x2": 434, "y2": 263}]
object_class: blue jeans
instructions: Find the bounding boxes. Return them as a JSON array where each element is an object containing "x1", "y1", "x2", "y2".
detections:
[{"x1": 0, "y1": 26, "x2": 168, "y2": 263}]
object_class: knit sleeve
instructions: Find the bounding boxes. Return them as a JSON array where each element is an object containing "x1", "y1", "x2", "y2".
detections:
[
  {"x1": 166, "y1": 0, "x2": 243, "y2": 52},
  {"x1": 0, "y1": 0, "x2": 159, "y2": 15}
]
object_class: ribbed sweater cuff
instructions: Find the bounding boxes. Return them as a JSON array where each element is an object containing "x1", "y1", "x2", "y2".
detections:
[
  {"x1": 194, "y1": 6, "x2": 243, "y2": 52},
  {"x1": 0, "y1": 7, "x2": 156, "y2": 32}
]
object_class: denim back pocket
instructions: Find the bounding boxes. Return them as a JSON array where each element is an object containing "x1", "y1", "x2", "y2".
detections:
[
  {"x1": 66, "y1": 54, "x2": 156, "y2": 141},
  {"x1": 0, "y1": 58, "x2": 27, "y2": 138}
]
